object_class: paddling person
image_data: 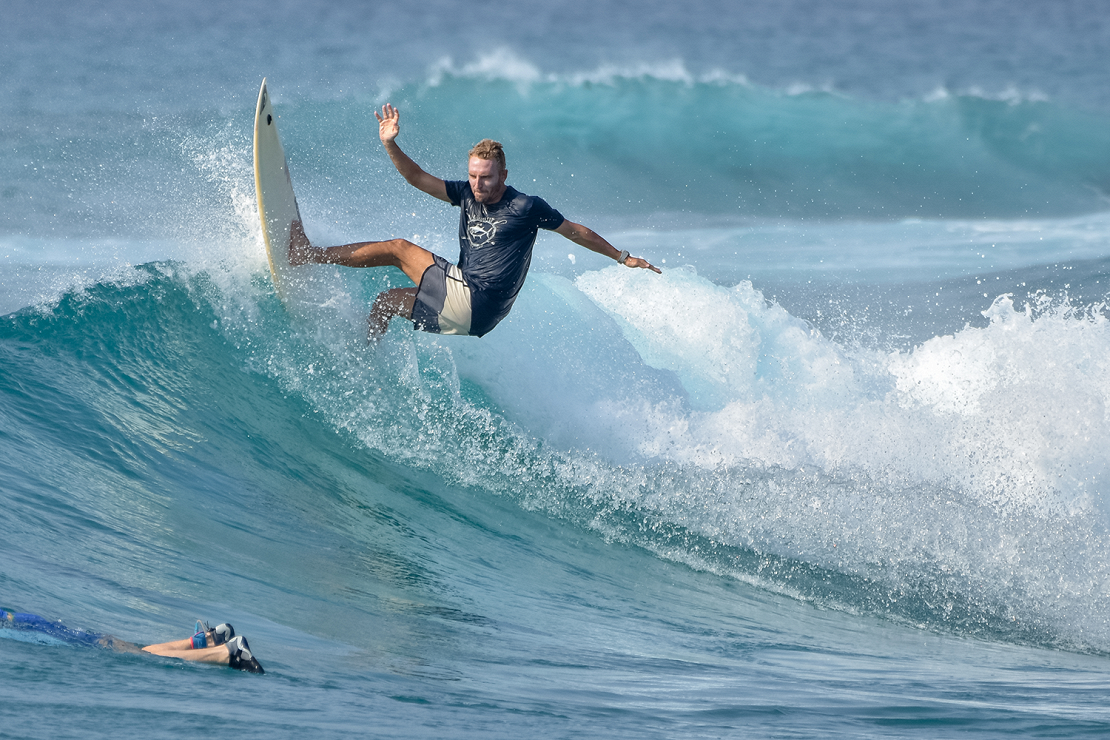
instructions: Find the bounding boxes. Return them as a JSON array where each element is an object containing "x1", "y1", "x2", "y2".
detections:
[
  {"x1": 290, "y1": 104, "x2": 660, "y2": 341},
  {"x1": 1, "y1": 608, "x2": 264, "y2": 673}
]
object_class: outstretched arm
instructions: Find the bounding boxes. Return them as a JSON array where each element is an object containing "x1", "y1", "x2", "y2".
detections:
[
  {"x1": 555, "y1": 220, "x2": 661, "y2": 273},
  {"x1": 375, "y1": 104, "x2": 450, "y2": 203}
]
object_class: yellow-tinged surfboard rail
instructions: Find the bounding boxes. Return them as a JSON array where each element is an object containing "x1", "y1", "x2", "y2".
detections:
[{"x1": 253, "y1": 78, "x2": 303, "y2": 305}]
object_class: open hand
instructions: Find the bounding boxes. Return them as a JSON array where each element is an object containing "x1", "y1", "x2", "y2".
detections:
[
  {"x1": 625, "y1": 255, "x2": 661, "y2": 273},
  {"x1": 375, "y1": 104, "x2": 399, "y2": 144}
]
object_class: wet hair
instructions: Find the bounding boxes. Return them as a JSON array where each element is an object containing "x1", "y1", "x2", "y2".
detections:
[{"x1": 468, "y1": 139, "x2": 506, "y2": 171}]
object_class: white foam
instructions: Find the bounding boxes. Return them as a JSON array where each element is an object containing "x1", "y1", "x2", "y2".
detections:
[
  {"x1": 424, "y1": 49, "x2": 751, "y2": 89},
  {"x1": 575, "y1": 266, "x2": 1110, "y2": 516},
  {"x1": 886, "y1": 293, "x2": 1110, "y2": 510},
  {"x1": 426, "y1": 49, "x2": 543, "y2": 87},
  {"x1": 921, "y1": 84, "x2": 1051, "y2": 106},
  {"x1": 577, "y1": 266, "x2": 855, "y2": 411},
  {"x1": 558, "y1": 266, "x2": 1110, "y2": 644}
]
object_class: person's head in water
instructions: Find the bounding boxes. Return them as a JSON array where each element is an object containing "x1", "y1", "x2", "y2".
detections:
[{"x1": 468, "y1": 139, "x2": 508, "y2": 204}]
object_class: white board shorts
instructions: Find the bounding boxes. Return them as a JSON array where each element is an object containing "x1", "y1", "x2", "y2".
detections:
[{"x1": 411, "y1": 255, "x2": 473, "y2": 336}]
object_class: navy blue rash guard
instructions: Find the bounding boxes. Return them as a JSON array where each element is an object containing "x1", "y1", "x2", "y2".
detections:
[{"x1": 444, "y1": 180, "x2": 565, "y2": 336}]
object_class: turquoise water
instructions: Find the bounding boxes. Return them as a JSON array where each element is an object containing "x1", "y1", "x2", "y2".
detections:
[{"x1": 4, "y1": 1, "x2": 1110, "y2": 737}]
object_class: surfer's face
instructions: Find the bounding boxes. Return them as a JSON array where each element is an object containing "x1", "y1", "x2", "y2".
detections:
[{"x1": 468, "y1": 157, "x2": 508, "y2": 204}]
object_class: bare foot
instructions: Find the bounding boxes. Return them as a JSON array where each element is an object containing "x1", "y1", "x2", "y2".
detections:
[
  {"x1": 367, "y1": 287, "x2": 417, "y2": 343},
  {"x1": 289, "y1": 219, "x2": 315, "y2": 266}
]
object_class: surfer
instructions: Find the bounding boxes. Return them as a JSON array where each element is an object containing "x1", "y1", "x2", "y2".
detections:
[
  {"x1": 1, "y1": 609, "x2": 264, "y2": 673},
  {"x1": 289, "y1": 103, "x2": 660, "y2": 340}
]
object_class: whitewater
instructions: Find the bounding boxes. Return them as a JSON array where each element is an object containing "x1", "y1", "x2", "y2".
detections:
[{"x1": 4, "y1": 0, "x2": 1110, "y2": 737}]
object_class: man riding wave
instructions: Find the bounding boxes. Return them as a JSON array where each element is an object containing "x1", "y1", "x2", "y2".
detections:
[{"x1": 291, "y1": 104, "x2": 660, "y2": 340}]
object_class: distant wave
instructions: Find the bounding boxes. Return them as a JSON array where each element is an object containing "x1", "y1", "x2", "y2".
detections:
[
  {"x1": 422, "y1": 50, "x2": 1059, "y2": 102},
  {"x1": 281, "y1": 54, "x2": 1110, "y2": 222},
  {"x1": 423, "y1": 50, "x2": 753, "y2": 88},
  {"x1": 10, "y1": 54, "x2": 1110, "y2": 248}
]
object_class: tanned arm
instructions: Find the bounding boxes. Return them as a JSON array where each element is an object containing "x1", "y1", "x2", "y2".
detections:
[
  {"x1": 555, "y1": 219, "x2": 661, "y2": 273},
  {"x1": 375, "y1": 104, "x2": 450, "y2": 203}
]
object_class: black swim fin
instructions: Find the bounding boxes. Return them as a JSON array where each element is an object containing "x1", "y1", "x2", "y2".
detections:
[{"x1": 226, "y1": 635, "x2": 264, "y2": 674}]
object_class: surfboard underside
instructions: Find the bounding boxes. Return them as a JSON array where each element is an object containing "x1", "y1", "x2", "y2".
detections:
[{"x1": 253, "y1": 78, "x2": 302, "y2": 304}]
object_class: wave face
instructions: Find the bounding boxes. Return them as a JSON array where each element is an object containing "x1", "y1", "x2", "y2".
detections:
[{"x1": 7, "y1": 246, "x2": 1110, "y2": 652}]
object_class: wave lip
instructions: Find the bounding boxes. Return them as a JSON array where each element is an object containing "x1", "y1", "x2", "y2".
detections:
[{"x1": 425, "y1": 49, "x2": 751, "y2": 88}]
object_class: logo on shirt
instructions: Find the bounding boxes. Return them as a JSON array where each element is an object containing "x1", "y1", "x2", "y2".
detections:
[{"x1": 467, "y1": 215, "x2": 508, "y2": 249}]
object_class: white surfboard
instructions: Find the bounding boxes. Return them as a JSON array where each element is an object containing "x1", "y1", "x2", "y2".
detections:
[{"x1": 253, "y1": 78, "x2": 304, "y2": 304}]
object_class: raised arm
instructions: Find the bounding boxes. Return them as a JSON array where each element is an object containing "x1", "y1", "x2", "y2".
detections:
[
  {"x1": 375, "y1": 104, "x2": 450, "y2": 203},
  {"x1": 555, "y1": 220, "x2": 661, "y2": 273}
]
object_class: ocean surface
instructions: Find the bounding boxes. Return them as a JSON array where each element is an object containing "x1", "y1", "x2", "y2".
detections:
[{"x1": 4, "y1": 0, "x2": 1110, "y2": 737}]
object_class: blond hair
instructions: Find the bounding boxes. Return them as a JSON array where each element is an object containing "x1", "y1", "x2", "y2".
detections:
[{"x1": 468, "y1": 139, "x2": 506, "y2": 171}]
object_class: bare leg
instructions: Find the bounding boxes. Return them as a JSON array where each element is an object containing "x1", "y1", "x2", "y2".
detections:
[
  {"x1": 289, "y1": 219, "x2": 437, "y2": 340},
  {"x1": 369, "y1": 287, "x2": 417, "y2": 342},
  {"x1": 142, "y1": 642, "x2": 230, "y2": 665},
  {"x1": 144, "y1": 636, "x2": 195, "y2": 651},
  {"x1": 289, "y1": 219, "x2": 435, "y2": 286},
  {"x1": 140, "y1": 622, "x2": 224, "y2": 653}
]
